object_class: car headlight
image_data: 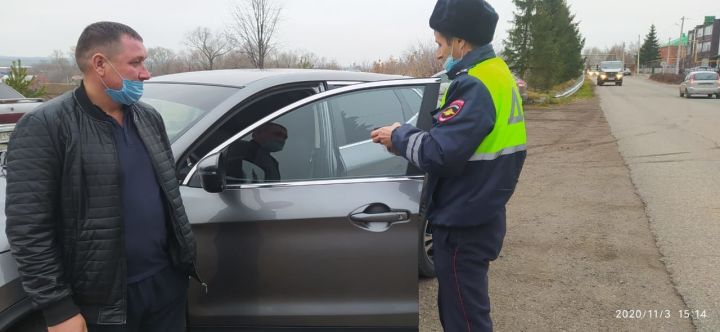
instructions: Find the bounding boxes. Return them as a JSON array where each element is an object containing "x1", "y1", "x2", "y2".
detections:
[
  {"x1": 616, "y1": 73, "x2": 623, "y2": 78},
  {"x1": 600, "y1": 74, "x2": 607, "y2": 79}
]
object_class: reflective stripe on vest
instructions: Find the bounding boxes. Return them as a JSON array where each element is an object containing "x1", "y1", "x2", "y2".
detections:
[{"x1": 441, "y1": 57, "x2": 527, "y2": 162}]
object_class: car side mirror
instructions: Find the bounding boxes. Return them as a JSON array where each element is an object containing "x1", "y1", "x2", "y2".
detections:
[{"x1": 197, "y1": 151, "x2": 227, "y2": 193}]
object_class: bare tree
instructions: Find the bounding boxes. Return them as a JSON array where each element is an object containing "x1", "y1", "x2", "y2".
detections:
[
  {"x1": 51, "y1": 50, "x2": 73, "y2": 83},
  {"x1": 403, "y1": 41, "x2": 443, "y2": 77},
  {"x1": 228, "y1": 0, "x2": 282, "y2": 69},
  {"x1": 216, "y1": 50, "x2": 255, "y2": 69},
  {"x1": 177, "y1": 50, "x2": 205, "y2": 72},
  {"x1": 33, "y1": 50, "x2": 78, "y2": 83},
  {"x1": 147, "y1": 47, "x2": 178, "y2": 75},
  {"x1": 369, "y1": 40, "x2": 442, "y2": 77},
  {"x1": 185, "y1": 27, "x2": 233, "y2": 70}
]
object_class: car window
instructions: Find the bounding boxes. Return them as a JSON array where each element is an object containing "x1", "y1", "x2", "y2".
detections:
[
  {"x1": 694, "y1": 72, "x2": 719, "y2": 80},
  {"x1": 224, "y1": 101, "x2": 330, "y2": 184},
  {"x1": 330, "y1": 87, "x2": 425, "y2": 178},
  {"x1": 222, "y1": 86, "x2": 427, "y2": 185},
  {"x1": 0, "y1": 82, "x2": 25, "y2": 99},
  {"x1": 397, "y1": 88, "x2": 423, "y2": 122},
  {"x1": 142, "y1": 83, "x2": 239, "y2": 142},
  {"x1": 600, "y1": 61, "x2": 623, "y2": 70},
  {"x1": 330, "y1": 88, "x2": 407, "y2": 147}
]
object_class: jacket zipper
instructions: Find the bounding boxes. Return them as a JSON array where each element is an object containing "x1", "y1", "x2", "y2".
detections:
[
  {"x1": 109, "y1": 121, "x2": 128, "y2": 325},
  {"x1": 133, "y1": 109, "x2": 208, "y2": 293}
]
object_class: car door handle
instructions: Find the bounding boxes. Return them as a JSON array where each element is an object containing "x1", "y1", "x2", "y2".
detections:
[
  {"x1": 350, "y1": 211, "x2": 410, "y2": 223},
  {"x1": 348, "y1": 203, "x2": 411, "y2": 233}
]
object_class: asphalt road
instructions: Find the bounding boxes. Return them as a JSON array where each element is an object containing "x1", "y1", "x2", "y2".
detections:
[{"x1": 598, "y1": 75, "x2": 719, "y2": 331}]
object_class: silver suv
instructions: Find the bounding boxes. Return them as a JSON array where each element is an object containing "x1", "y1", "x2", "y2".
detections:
[
  {"x1": 597, "y1": 61, "x2": 624, "y2": 86},
  {"x1": 1, "y1": 69, "x2": 440, "y2": 331}
]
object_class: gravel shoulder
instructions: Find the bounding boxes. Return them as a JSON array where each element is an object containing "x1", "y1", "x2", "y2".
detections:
[{"x1": 420, "y1": 97, "x2": 693, "y2": 331}]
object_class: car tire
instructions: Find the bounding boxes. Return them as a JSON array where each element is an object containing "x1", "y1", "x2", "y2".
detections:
[
  {"x1": 597, "y1": 81, "x2": 603, "y2": 86},
  {"x1": 419, "y1": 218, "x2": 435, "y2": 278},
  {"x1": 685, "y1": 90, "x2": 691, "y2": 98},
  {"x1": 709, "y1": 94, "x2": 714, "y2": 98},
  {"x1": 680, "y1": 91, "x2": 684, "y2": 97}
]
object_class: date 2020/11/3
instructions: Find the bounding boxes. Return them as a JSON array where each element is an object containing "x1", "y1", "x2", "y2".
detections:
[{"x1": 615, "y1": 309, "x2": 708, "y2": 320}]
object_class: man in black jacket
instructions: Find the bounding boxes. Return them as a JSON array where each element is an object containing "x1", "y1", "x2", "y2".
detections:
[{"x1": 5, "y1": 22, "x2": 198, "y2": 332}]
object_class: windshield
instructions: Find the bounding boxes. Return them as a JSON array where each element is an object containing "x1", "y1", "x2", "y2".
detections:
[
  {"x1": 600, "y1": 61, "x2": 623, "y2": 70},
  {"x1": 0, "y1": 82, "x2": 25, "y2": 99},
  {"x1": 141, "y1": 83, "x2": 238, "y2": 142}
]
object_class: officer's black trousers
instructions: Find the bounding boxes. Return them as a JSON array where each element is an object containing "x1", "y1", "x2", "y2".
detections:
[
  {"x1": 87, "y1": 266, "x2": 189, "y2": 332},
  {"x1": 432, "y1": 221, "x2": 505, "y2": 332}
]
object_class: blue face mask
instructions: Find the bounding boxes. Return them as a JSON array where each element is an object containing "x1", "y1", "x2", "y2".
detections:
[
  {"x1": 101, "y1": 60, "x2": 144, "y2": 105},
  {"x1": 443, "y1": 42, "x2": 463, "y2": 73},
  {"x1": 444, "y1": 56, "x2": 461, "y2": 72},
  {"x1": 261, "y1": 139, "x2": 286, "y2": 153}
]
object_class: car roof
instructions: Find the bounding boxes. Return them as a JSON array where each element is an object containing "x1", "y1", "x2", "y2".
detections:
[
  {"x1": 147, "y1": 69, "x2": 406, "y2": 88},
  {"x1": 688, "y1": 71, "x2": 719, "y2": 75}
]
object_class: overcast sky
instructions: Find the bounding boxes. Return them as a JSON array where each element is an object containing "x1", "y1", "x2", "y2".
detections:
[{"x1": 0, "y1": 0, "x2": 716, "y2": 65}]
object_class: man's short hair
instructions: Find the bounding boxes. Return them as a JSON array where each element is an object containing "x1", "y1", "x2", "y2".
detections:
[
  {"x1": 75, "y1": 21, "x2": 143, "y2": 72},
  {"x1": 256, "y1": 123, "x2": 288, "y2": 134}
]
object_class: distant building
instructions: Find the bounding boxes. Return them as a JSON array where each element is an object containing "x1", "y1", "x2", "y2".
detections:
[
  {"x1": 684, "y1": 16, "x2": 720, "y2": 70},
  {"x1": 659, "y1": 34, "x2": 688, "y2": 69}
]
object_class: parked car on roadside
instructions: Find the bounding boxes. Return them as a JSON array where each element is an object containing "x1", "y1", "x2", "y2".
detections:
[
  {"x1": 679, "y1": 71, "x2": 720, "y2": 98},
  {"x1": 0, "y1": 69, "x2": 440, "y2": 331},
  {"x1": 684, "y1": 66, "x2": 718, "y2": 75},
  {"x1": 0, "y1": 82, "x2": 43, "y2": 124}
]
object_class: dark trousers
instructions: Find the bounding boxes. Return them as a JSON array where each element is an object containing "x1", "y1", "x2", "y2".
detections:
[
  {"x1": 432, "y1": 221, "x2": 505, "y2": 332},
  {"x1": 88, "y1": 266, "x2": 189, "y2": 332}
]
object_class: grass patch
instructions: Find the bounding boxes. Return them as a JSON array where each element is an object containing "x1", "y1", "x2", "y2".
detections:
[{"x1": 525, "y1": 78, "x2": 594, "y2": 107}]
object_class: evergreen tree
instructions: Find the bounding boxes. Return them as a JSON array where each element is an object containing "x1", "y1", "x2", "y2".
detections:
[
  {"x1": 509, "y1": 0, "x2": 584, "y2": 91},
  {"x1": 503, "y1": 0, "x2": 535, "y2": 79},
  {"x1": 556, "y1": 5, "x2": 585, "y2": 82},
  {"x1": 4, "y1": 60, "x2": 46, "y2": 98},
  {"x1": 639, "y1": 25, "x2": 661, "y2": 66}
]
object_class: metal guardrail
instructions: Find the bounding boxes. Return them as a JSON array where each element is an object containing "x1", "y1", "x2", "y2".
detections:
[{"x1": 554, "y1": 75, "x2": 586, "y2": 98}]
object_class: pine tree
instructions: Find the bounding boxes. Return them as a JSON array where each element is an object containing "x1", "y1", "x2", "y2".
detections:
[
  {"x1": 639, "y1": 25, "x2": 661, "y2": 66},
  {"x1": 556, "y1": 6, "x2": 585, "y2": 82},
  {"x1": 513, "y1": 0, "x2": 584, "y2": 91},
  {"x1": 503, "y1": 0, "x2": 535, "y2": 79},
  {"x1": 527, "y1": 0, "x2": 565, "y2": 90},
  {"x1": 4, "y1": 60, "x2": 46, "y2": 98}
]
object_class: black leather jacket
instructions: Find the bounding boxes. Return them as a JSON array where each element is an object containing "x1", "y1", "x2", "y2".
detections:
[{"x1": 4, "y1": 87, "x2": 197, "y2": 325}]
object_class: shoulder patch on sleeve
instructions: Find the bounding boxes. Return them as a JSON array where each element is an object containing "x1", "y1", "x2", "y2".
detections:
[{"x1": 438, "y1": 100, "x2": 465, "y2": 123}]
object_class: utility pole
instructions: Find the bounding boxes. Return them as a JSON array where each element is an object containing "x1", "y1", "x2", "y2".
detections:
[
  {"x1": 666, "y1": 37, "x2": 671, "y2": 73},
  {"x1": 637, "y1": 34, "x2": 641, "y2": 75},
  {"x1": 675, "y1": 16, "x2": 686, "y2": 74}
]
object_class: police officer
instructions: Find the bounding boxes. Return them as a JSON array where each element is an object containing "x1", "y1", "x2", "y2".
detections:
[{"x1": 371, "y1": 0, "x2": 526, "y2": 331}]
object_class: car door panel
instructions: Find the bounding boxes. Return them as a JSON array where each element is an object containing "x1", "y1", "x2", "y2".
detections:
[
  {"x1": 184, "y1": 79, "x2": 439, "y2": 329},
  {"x1": 184, "y1": 180, "x2": 422, "y2": 327}
]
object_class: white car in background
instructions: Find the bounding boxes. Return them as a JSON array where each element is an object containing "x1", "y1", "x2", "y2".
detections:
[{"x1": 679, "y1": 71, "x2": 720, "y2": 98}]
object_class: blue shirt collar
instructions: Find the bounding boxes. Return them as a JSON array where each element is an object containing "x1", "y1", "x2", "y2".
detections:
[{"x1": 447, "y1": 43, "x2": 496, "y2": 79}]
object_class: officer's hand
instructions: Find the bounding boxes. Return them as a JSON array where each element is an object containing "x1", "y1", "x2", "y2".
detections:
[
  {"x1": 48, "y1": 314, "x2": 87, "y2": 332},
  {"x1": 371, "y1": 123, "x2": 401, "y2": 154}
]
